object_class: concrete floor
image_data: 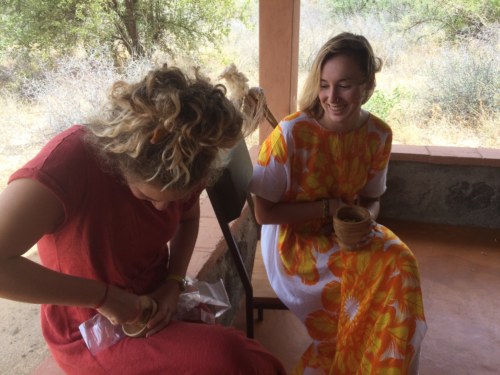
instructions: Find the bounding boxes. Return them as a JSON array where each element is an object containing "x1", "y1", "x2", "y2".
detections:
[
  {"x1": 1, "y1": 219, "x2": 498, "y2": 374},
  {"x1": 240, "y1": 219, "x2": 500, "y2": 375}
]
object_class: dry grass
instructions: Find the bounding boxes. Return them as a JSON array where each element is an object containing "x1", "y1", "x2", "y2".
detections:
[
  {"x1": 392, "y1": 107, "x2": 500, "y2": 148},
  {"x1": 1, "y1": 1, "x2": 498, "y2": 192},
  {"x1": 0, "y1": 96, "x2": 50, "y2": 190}
]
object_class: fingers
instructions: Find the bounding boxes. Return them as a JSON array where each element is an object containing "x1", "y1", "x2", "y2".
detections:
[
  {"x1": 145, "y1": 318, "x2": 169, "y2": 337},
  {"x1": 357, "y1": 232, "x2": 374, "y2": 247},
  {"x1": 356, "y1": 222, "x2": 377, "y2": 247},
  {"x1": 101, "y1": 284, "x2": 182, "y2": 337},
  {"x1": 145, "y1": 302, "x2": 175, "y2": 337}
]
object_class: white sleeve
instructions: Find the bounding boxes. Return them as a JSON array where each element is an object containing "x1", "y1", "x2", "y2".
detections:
[
  {"x1": 359, "y1": 163, "x2": 388, "y2": 198},
  {"x1": 249, "y1": 161, "x2": 287, "y2": 203}
]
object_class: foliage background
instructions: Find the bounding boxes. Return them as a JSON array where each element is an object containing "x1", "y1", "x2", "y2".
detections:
[
  {"x1": 0, "y1": 2, "x2": 497, "y2": 374},
  {"x1": 0, "y1": 0, "x2": 499, "y2": 189}
]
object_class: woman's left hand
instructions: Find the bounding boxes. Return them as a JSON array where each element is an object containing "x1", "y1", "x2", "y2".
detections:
[{"x1": 144, "y1": 280, "x2": 181, "y2": 337}]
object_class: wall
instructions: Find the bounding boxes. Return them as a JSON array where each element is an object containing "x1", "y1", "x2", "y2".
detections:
[{"x1": 380, "y1": 145, "x2": 500, "y2": 229}]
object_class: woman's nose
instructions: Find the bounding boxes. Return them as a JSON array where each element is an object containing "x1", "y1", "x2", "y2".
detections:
[
  {"x1": 328, "y1": 87, "x2": 339, "y2": 102},
  {"x1": 152, "y1": 201, "x2": 168, "y2": 211}
]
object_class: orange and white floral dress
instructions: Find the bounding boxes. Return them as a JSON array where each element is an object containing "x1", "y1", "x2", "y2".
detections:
[{"x1": 250, "y1": 111, "x2": 427, "y2": 375}]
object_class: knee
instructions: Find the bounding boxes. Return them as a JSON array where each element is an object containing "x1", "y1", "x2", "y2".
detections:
[{"x1": 199, "y1": 326, "x2": 284, "y2": 375}]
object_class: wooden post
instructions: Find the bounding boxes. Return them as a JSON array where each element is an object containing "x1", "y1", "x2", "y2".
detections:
[{"x1": 258, "y1": 0, "x2": 300, "y2": 143}]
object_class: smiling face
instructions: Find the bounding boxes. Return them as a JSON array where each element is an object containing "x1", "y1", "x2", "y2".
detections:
[{"x1": 317, "y1": 54, "x2": 368, "y2": 132}]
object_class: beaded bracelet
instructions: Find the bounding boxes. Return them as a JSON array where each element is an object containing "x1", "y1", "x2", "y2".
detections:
[{"x1": 94, "y1": 283, "x2": 109, "y2": 310}]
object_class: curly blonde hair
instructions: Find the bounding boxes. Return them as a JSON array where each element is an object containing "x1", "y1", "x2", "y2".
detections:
[
  {"x1": 299, "y1": 32, "x2": 383, "y2": 119},
  {"x1": 86, "y1": 64, "x2": 243, "y2": 191}
]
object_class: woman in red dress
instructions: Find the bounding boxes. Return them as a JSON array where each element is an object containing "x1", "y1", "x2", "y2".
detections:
[{"x1": 0, "y1": 65, "x2": 286, "y2": 375}]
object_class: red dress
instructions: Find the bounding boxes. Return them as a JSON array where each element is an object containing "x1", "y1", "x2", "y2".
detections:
[{"x1": 10, "y1": 126, "x2": 285, "y2": 375}]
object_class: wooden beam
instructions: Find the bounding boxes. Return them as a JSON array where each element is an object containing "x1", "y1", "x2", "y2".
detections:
[{"x1": 258, "y1": 0, "x2": 300, "y2": 143}]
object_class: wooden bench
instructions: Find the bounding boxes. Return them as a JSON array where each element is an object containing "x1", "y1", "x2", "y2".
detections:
[{"x1": 252, "y1": 243, "x2": 288, "y2": 321}]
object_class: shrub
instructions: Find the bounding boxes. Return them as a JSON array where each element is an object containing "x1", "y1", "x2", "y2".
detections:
[
  {"x1": 20, "y1": 49, "x2": 156, "y2": 133},
  {"x1": 364, "y1": 86, "x2": 406, "y2": 122},
  {"x1": 419, "y1": 30, "x2": 499, "y2": 125}
]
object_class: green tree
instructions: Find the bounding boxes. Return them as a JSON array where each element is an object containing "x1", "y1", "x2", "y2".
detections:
[
  {"x1": 0, "y1": 0, "x2": 247, "y2": 58},
  {"x1": 326, "y1": 0, "x2": 499, "y2": 40},
  {"x1": 403, "y1": 0, "x2": 499, "y2": 39}
]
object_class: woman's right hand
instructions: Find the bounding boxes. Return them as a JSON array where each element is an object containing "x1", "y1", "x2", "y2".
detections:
[
  {"x1": 96, "y1": 285, "x2": 141, "y2": 325},
  {"x1": 328, "y1": 197, "x2": 347, "y2": 217}
]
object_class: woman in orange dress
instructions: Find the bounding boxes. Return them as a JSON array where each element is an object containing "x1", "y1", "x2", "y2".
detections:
[{"x1": 250, "y1": 32, "x2": 427, "y2": 374}]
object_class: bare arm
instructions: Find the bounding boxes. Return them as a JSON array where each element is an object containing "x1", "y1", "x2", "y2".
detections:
[
  {"x1": 0, "y1": 179, "x2": 139, "y2": 323},
  {"x1": 146, "y1": 199, "x2": 200, "y2": 335},
  {"x1": 254, "y1": 194, "x2": 380, "y2": 225},
  {"x1": 0, "y1": 179, "x2": 103, "y2": 305},
  {"x1": 253, "y1": 195, "x2": 344, "y2": 225},
  {"x1": 166, "y1": 199, "x2": 200, "y2": 279}
]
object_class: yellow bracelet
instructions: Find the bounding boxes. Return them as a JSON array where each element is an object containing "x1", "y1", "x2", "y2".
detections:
[{"x1": 166, "y1": 274, "x2": 188, "y2": 291}]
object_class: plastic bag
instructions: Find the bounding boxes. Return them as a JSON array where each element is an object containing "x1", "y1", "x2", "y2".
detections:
[
  {"x1": 175, "y1": 278, "x2": 231, "y2": 324},
  {"x1": 79, "y1": 313, "x2": 126, "y2": 356},
  {"x1": 79, "y1": 278, "x2": 231, "y2": 354}
]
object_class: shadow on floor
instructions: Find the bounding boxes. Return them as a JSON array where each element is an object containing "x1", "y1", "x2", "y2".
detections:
[{"x1": 235, "y1": 219, "x2": 500, "y2": 375}]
